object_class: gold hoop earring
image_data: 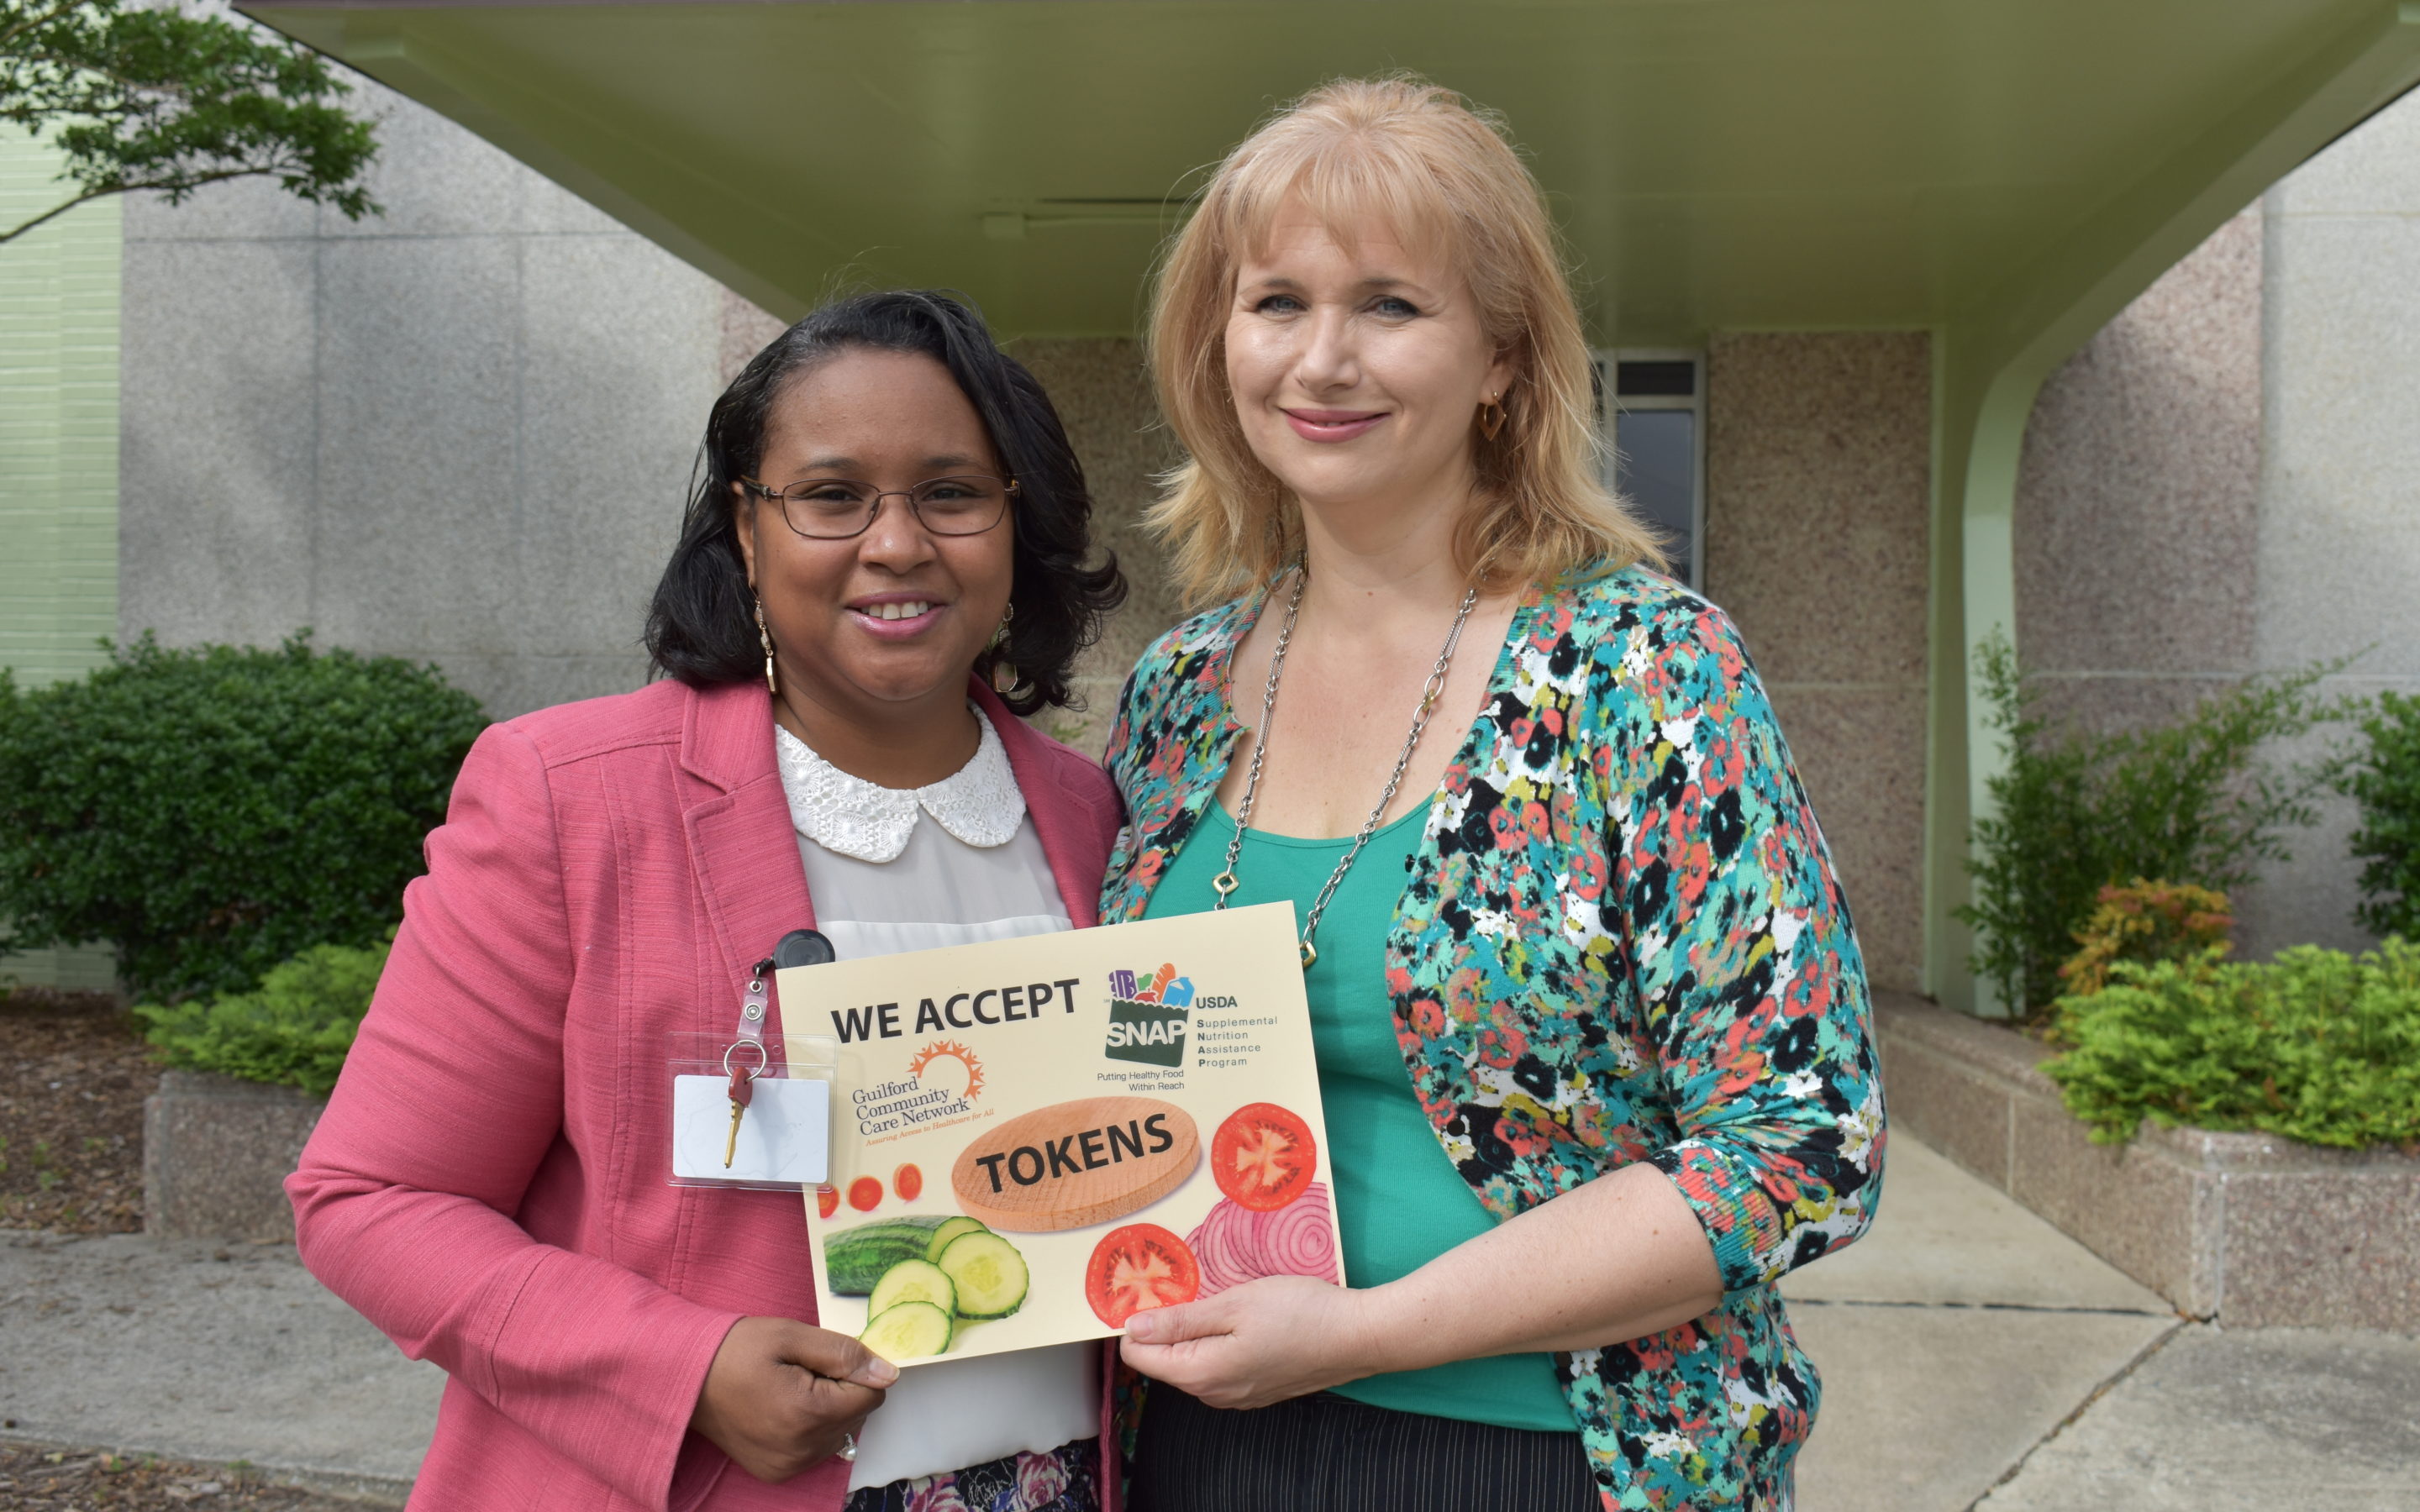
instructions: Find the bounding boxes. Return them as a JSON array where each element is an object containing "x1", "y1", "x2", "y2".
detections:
[
  {"x1": 988, "y1": 603, "x2": 1019, "y2": 696},
  {"x1": 1478, "y1": 394, "x2": 1508, "y2": 442},
  {"x1": 754, "y1": 598, "x2": 777, "y2": 697}
]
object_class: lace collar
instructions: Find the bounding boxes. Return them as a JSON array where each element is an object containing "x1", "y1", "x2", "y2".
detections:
[{"x1": 774, "y1": 705, "x2": 1025, "y2": 863}]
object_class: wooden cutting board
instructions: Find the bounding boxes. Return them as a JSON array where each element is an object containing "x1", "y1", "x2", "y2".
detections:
[{"x1": 950, "y1": 1096, "x2": 1199, "y2": 1232}]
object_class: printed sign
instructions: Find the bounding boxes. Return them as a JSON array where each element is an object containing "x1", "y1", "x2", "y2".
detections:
[{"x1": 780, "y1": 901, "x2": 1343, "y2": 1368}]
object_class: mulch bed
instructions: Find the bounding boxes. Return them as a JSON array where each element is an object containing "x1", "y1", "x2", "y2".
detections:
[
  {"x1": 0, "y1": 989, "x2": 155, "y2": 1234},
  {"x1": 1, "y1": 1002, "x2": 373, "y2": 1510},
  {"x1": 0, "y1": 1444, "x2": 365, "y2": 1510}
]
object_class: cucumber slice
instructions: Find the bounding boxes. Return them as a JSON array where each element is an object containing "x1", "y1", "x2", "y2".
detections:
[
  {"x1": 868, "y1": 1258, "x2": 956, "y2": 1319},
  {"x1": 923, "y1": 1215, "x2": 989, "y2": 1265},
  {"x1": 861, "y1": 1299, "x2": 953, "y2": 1361},
  {"x1": 936, "y1": 1231, "x2": 1029, "y2": 1320}
]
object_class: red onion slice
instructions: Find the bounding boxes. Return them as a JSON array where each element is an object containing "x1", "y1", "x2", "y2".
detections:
[
  {"x1": 1186, "y1": 1197, "x2": 1261, "y2": 1296},
  {"x1": 1188, "y1": 1184, "x2": 1340, "y2": 1293},
  {"x1": 1251, "y1": 1182, "x2": 1339, "y2": 1284}
]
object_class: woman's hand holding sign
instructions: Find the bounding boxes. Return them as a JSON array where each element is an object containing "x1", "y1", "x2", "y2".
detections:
[
  {"x1": 691, "y1": 1315, "x2": 897, "y2": 1483},
  {"x1": 1119, "y1": 1162, "x2": 1723, "y2": 1415},
  {"x1": 1120, "y1": 1273, "x2": 1381, "y2": 1410}
]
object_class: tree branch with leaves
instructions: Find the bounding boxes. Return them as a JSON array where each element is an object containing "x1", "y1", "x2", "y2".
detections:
[{"x1": 1, "y1": 0, "x2": 377, "y2": 244}]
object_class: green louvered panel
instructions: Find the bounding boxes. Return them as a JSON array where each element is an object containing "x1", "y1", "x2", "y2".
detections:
[{"x1": 0, "y1": 128, "x2": 121, "y2": 992}]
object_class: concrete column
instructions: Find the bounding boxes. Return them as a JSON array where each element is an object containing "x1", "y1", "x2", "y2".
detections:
[{"x1": 1704, "y1": 333, "x2": 1934, "y2": 995}]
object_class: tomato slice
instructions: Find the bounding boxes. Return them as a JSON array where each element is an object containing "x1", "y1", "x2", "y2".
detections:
[
  {"x1": 1086, "y1": 1223, "x2": 1200, "y2": 1326},
  {"x1": 847, "y1": 1175, "x2": 884, "y2": 1212},
  {"x1": 815, "y1": 1185, "x2": 839, "y2": 1220},
  {"x1": 893, "y1": 1163, "x2": 923, "y2": 1202},
  {"x1": 1210, "y1": 1103, "x2": 1318, "y2": 1212}
]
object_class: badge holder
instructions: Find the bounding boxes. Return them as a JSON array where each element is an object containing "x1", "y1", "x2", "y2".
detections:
[{"x1": 668, "y1": 930, "x2": 839, "y2": 1192}]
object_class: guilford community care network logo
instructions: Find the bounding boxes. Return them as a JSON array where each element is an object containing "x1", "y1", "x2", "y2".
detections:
[{"x1": 1103, "y1": 963, "x2": 1194, "y2": 1068}]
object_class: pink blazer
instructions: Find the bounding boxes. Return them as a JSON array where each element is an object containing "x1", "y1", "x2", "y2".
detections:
[{"x1": 289, "y1": 677, "x2": 1124, "y2": 1510}]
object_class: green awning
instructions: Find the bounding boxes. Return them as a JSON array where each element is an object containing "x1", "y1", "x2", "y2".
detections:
[{"x1": 241, "y1": 0, "x2": 2420, "y2": 343}]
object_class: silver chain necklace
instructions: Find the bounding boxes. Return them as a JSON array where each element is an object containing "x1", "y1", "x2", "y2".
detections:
[{"x1": 1212, "y1": 568, "x2": 1481, "y2": 969}]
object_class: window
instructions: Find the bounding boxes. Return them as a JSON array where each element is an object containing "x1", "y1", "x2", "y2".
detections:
[{"x1": 1595, "y1": 350, "x2": 1704, "y2": 590}]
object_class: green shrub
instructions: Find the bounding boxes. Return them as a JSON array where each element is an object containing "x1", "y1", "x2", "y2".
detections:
[
  {"x1": 2054, "y1": 879, "x2": 2233, "y2": 1003},
  {"x1": 135, "y1": 932, "x2": 389, "y2": 1095},
  {"x1": 2043, "y1": 938, "x2": 2420, "y2": 1149},
  {"x1": 0, "y1": 633, "x2": 484, "y2": 1000},
  {"x1": 1959, "y1": 633, "x2": 2350, "y2": 1018},
  {"x1": 2344, "y1": 690, "x2": 2420, "y2": 940}
]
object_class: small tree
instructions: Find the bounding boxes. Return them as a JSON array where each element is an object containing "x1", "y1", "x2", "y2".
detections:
[
  {"x1": 1960, "y1": 632, "x2": 2353, "y2": 1019},
  {"x1": 1, "y1": 0, "x2": 378, "y2": 245},
  {"x1": 2344, "y1": 690, "x2": 2420, "y2": 940}
]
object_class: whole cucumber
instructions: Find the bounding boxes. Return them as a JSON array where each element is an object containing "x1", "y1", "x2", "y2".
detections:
[{"x1": 824, "y1": 1215, "x2": 955, "y2": 1294}]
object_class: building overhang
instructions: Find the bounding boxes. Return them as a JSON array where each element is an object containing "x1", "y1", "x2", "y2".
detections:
[{"x1": 240, "y1": 0, "x2": 2420, "y2": 344}]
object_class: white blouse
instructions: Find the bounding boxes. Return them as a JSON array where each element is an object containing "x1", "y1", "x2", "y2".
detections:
[{"x1": 775, "y1": 711, "x2": 1097, "y2": 1492}]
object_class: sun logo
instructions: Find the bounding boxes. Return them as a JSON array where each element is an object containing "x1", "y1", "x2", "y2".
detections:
[{"x1": 908, "y1": 1039, "x2": 986, "y2": 1102}]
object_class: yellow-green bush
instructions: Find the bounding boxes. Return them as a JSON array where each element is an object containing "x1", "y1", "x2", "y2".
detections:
[
  {"x1": 136, "y1": 932, "x2": 390, "y2": 1095},
  {"x1": 2043, "y1": 938, "x2": 2420, "y2": 1149}
]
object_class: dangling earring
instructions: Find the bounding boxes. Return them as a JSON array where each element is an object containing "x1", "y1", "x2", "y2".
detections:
[
  {"x1": 1478, "y1": 392, "x2": 1508, "y2": 442},
  {"x1": 754, "y1": 597, "x2": 777, "y2": 697},
  {"x1": 988, "y1": 603, "x2": 1019, "y2": 696}
]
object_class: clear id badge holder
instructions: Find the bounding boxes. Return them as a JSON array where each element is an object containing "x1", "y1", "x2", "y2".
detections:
[{"x1": 668, "y1": 930, "x2": 840, "y2": 1192}]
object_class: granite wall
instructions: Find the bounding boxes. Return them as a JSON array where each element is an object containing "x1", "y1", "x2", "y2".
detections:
[
  {"x1": 2012, "y1": 85, "x2": 2420, "y2": 958},
  {"x1": 117, "y1": 84, "x2": 1177, "y2": 733},
  {"x1": 1702, "y1": 333, "x2": 1935, "y2": 995},
  {"x1": 1006, "y1": 339, "x2": 1185, "y2": 753},
  {"x1": 118, "y1": 87, "x2": 728, "y2": 722},
  {"x1": 2014, "y1": 208, "x2": 2264, "y2": 736},
  {"x1": 2243, "y1": 92, "x2": 2420, "y2": 955}
]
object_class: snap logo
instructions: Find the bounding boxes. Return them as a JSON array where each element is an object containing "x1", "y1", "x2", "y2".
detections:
[
  {"x1": 1104, "y1": 963, "x2": 1194, "y2": 1068},
  {"x1": 950, "y1": 1095, "x2": 1200, "y2": 1232}
]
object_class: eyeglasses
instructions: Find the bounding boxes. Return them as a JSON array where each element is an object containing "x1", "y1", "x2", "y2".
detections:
[{"x1": 739, "y1": 473, "x2": 1018, "y2": 540}]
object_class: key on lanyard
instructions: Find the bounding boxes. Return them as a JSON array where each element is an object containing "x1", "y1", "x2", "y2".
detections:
[
  {"x1": 722, "y1": 934, "x2": 831, "y2": 1171},
  {"x1": 723, "y1": 957, "x2": 776, "y2": 1168},
  {"x1": 722, "y1": 1047, "x2": 759, "y2": 1168}
]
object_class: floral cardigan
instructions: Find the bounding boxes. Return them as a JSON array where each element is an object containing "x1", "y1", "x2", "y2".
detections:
[{"x1": 1099, "y1": 564, "x2": 1886, "y2": 1510}]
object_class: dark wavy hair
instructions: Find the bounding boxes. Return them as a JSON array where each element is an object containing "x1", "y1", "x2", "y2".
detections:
[{"x1": 644, "y1": 290, "x2": 1125, "y2": 716}]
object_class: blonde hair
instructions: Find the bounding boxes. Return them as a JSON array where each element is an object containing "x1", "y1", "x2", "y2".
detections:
[{"x1": 1145, "y1": 76, "x2": 1664, "y2": 606}]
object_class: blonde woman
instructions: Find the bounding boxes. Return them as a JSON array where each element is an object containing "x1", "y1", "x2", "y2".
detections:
[{"x1": 1097, "y1": 80, "x2": 1884, "y2": 1511}]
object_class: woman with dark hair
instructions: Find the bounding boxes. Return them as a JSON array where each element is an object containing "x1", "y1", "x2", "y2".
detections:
[{"x1": 289, "y1": 290, "x2": 1128, "y2": 1512}]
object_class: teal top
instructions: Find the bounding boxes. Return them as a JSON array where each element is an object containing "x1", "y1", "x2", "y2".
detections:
[{"x1": 1142, "y1": 800, "x2": 1576, "y2": 1432}]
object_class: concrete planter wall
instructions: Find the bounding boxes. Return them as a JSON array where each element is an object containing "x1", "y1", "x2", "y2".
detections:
[
  {"x1": 1876, "y1": 993, "x2": 2420, "y2": 1331},
  {"x1": 143, "y1": 1070, "x2": 324, "y2": 1242}
]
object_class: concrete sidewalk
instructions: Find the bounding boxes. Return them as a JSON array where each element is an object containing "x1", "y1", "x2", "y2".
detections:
[
  {"x1": 4, "y1": 1137, "x2": 2418, "y2": 1508},
  {"x1": 0, "y1": 1231, "x2": 440, "y2": 1500},
  {"x1": 1783, "y1": 1137, "x2": 2420, "y2": 1510}
]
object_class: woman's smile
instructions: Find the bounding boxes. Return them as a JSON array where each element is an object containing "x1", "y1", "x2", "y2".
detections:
[
  {"x1": 1281, "y1": 407, "x2": 1388, "y2": 443},
  {"x1": 847, "y1": 591, "x2": 948, "y2": 638}
]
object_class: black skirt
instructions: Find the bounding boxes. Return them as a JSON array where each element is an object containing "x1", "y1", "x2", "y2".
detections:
[{"x1": 1128, "y1": 1383, "x2": 1597, "y2": 1512}]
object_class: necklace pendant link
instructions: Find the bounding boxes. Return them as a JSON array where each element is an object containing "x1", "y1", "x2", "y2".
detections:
[{"x1": 1212, "y1": 570, "x2": 1480, "y2": 972}]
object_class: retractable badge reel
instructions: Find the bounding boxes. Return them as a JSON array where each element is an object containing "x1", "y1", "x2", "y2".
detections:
[{"x1": 667, "y1": 929, "x2": 841, "y2": 1190}]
